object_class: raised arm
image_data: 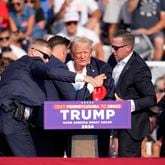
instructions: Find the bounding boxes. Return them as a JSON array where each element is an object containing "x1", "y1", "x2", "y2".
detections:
[
  {"x1": 127, "y1": 0, "x2": 140, "y2": 13},
  {"x1": 30, "y1": 58, "x2": 76, "y2": 82}
]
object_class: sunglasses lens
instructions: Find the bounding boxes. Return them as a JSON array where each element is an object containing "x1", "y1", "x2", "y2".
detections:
[
  {"x1": 43, "y1": 54, "x2": 50, "y2": 60},
  {"x1": 0, "y1": 37, "x2": 10, "y2": 41},
  {"x1": 158, "y1": 89, "x2": 165, "y2": 93},
  {"x1": 111, "y1": 45, "x2": 127, "y2": 51},
  {"x1": 25, "y1": 0, "x2": 34, "y2": 3},
  {"x1": 32, "y1": 48, "x2": 50, "y2": 60},
  {"x1": 66, "y1": 21, "x2": 77, "y2": 26},
  {"x1": 12, "y1": 3, "x2": 21, "y2": 6},
  {"x1": 112, "y1": 46, "x2": 118, "y2": 51}
]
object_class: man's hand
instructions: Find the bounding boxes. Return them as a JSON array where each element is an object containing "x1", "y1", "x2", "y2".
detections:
[
  {"x1": 132, "y1": 28, "x2": 149, "y2": 35},
  {"x1": 115, "y1": 93, "x2": 123, "y2": 101},
  {"x1": 115, "y1": 93, "x2": 135, "y2": 112},
  {"x1": 84, "y1": 75, "x2": 97, "y2": 87},
  {"x1": 93, "y1": 74, "x2": 107, "y2": 87},
  {"x1": 2, "y1": 52, "x2": 17, "y2": 61},
  {"x1": 65, "y1": 0, "x2": 73, "y2": 6},
  {"x1": 84, "y1": 74, "x2": 106, "y2": 87}
]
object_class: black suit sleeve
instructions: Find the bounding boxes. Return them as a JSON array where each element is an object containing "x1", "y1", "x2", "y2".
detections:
[
  {"x1": 103, "y1": 63, "x2": 115, "y2": 100},
  {"x1": 158, "y1": 95, "x2": 165, "y2": 110},
  {"x1": 133, "y1": 64, "x2": 156, "y2": 111},
  {"x1": 98, "y1": 62, "x2": 115, "y2": 100},
  {"x1": 52, "y1": 80, "x2": 91, "y2": 101},
  {"x1": 30, "y1": 58, "x2": 76, "y2": 83}
]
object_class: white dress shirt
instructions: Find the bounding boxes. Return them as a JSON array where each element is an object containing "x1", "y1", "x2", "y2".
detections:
[
  {"x1": 67, "y1": 60, "x2": 94, "y2": 93},
  {"x1": 112, "y1": 52, "x2": 135, "y2": 112}
]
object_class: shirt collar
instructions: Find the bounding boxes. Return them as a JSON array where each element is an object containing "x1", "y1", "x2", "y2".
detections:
[
  {"x1": 119, "y1": 51, "x2": 133, "y2": 64},
  {"x1": 66, "y1": 60, "x2": 87, "y2": 75}
]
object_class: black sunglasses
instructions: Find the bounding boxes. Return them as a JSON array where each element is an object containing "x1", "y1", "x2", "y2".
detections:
[
  {"x1": 157, "y1": 89, "x2": 165, "y2": 93},
  {"x1": 66, "y1": 21, "x2": 78, "y2": 26},
  {"x1": 12, "y1": 2, "x2": 21, "y2": 6},
  {"x1": 111, "y1": 44, "x2": 128, "y2": 51},
  {"x1": 24, "y1": 0, "x2": 35, "y2": 3},
  {"x1": 0, "y1": 37, "x2": 10, "y2": 41},
  {"x1": 32, "y1": 48, "x2": 50, "y2": 60}
]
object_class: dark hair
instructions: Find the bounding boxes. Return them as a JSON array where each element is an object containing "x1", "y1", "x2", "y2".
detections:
[
  {"x1": 48, "y1": 35, "x2": 70, "y2": 48},
  {"x1": 0, "y1": 27, "x2": 11, "y2": 35},
  {"x1": 31, "y1": 38, "x2": 52, "y2": 49},
  {"x1": 113, "y1": 30, "x2": 135, "y2": 46}
]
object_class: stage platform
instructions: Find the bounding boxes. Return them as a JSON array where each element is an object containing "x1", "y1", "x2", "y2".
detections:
[{"x1": 0, "y1": 158, "x2": 165, "y2": 165}]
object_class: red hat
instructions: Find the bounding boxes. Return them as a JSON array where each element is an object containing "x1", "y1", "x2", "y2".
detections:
[{"x1": 92, "y1": 86, "x2": 107, "y2": 101}]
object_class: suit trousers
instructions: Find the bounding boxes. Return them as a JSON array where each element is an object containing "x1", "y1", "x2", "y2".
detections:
[
  {"x1": 0, "y1": 109, "x2": 36, "y2": 156},
  {"x1": 30, "y1": 126, "x2": 68, "y2": 157},
  {"x1": 118, "y1": 129, "x2": 143, "y2": 157}
]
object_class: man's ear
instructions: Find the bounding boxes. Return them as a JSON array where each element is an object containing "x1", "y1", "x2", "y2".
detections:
[
  {"x1": 63, "y1": 46, "x2": 68, "y2": 55},
  {"x1": 126, "y1": 45, "x2": 133, "y2": 52}
]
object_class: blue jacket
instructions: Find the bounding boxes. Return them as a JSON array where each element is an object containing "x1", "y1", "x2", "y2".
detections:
[{"x1": 0, "y1": 56, "x2": 76, "y2": 111}]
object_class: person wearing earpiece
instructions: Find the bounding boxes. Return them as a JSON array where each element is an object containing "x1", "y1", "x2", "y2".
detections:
[
  {"x1": 0, "y1": 38, "x2": 98, "y2": 156},
  {"x1": 108, "y1": 30, "x2": 156, "y2": 157}
]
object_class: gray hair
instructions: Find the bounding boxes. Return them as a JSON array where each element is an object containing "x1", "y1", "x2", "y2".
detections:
[{"x1": 70, "y1": 37, "x2": 93, "y2": 51}]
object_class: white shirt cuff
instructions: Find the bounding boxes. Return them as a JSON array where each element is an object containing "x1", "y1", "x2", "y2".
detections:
[
  {"x1": 24, "y1": 107, "x2": 32, "y2": 120},
  {"x1": 130, "y1": 100, "x2": 135, "y2": 112},
  {"x1": 75, "y1": 73, "x2": 84, "y2": 82},
  {"x1": 87, "y1": 83, "x2": 94, "y2": 94}
]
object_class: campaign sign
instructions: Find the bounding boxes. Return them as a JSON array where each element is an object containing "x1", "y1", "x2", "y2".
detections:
[{"x1": 44, "y1": 100, "x2": 131, "y2": 130}]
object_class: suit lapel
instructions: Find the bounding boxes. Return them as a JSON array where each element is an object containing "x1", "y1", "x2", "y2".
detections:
[
  {"x1": 87, "y1": 59, "x2": 99, "y2": 77},
  {"x1": 116, "y1": 53, "x2": 136, "y2": 88}
]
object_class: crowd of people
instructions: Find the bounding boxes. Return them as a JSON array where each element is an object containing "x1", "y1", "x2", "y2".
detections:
[
  {"x1": 0, "y1": 0, "x2": 164, "y2": 158},
  {"x1": 0, "y1": 0, "x2": 164, "y2": 60}
]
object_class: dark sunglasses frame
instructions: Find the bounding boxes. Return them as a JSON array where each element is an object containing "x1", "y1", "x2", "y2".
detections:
[
  {"x1": 24, "y1": 0, "x2": 35, "y2": 3},
  {"x1": 0, "y1": 37, "x2": 10, "y2": 41},
  {"x1": 65, "y1": 21, "x2": 78, "y2": 26},
  {"x1": 12, "y1": 2, "x2": 21, "y2": 6},
  {"x1": 111, "y1": 44, "x2": 128, "y2": 51},
  {"x1": 157, "y1": 89, "x2": 165, "y2": 93},
  {"x1": 32, "y1": 48, "x2": 50, "y2": 60}
]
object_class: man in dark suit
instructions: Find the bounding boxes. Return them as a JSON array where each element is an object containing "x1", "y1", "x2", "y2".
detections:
[
  {"x1": 0, "y1": 38, "x2": 98, "y2": 156},
  {"x1": 66, "y1": 36, "x2": 115, "y2": 157},
  {"x1": 0, "y1": 39, "x2": 52, "y2": 156},
  {"x1": 157, "y1": 95, "x2": 165, "y2": 157},
  {"x1": 108, "y1": 30, "x2": 156, "y2": 157},
  {"x1": 30, "y1": 36, "x2": 107, "y2": 157}
]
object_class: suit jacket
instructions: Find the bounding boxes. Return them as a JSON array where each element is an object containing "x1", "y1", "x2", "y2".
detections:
[
  {"x1": 157, "y1": 95, "x2": 165, "y2": 140},
  {"x1": 158, "y1": 95, "x2": 165, "y2": 110},
  {"x1": 108, "y1": 51, "x2": 156, "y2": 140},
  {"x1": 0, "y1": 56, "x2": 77, "y2": 111},
  {"x1": 62, "y1": 58, "x2": 115, "y2": 141},
  {"x1": 32, "y1": 57, "x2": 92, "y2": 127},
  {"x1": 79, "y1": 57, "x2": 115, "y2": 100}
]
